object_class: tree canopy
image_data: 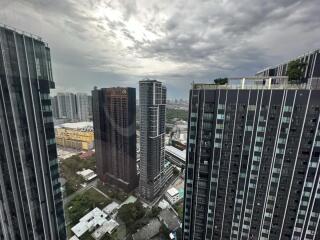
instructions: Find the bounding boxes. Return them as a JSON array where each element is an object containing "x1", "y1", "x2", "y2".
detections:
[
  {"x1": 287, "y1": 60, "x2": 306, "y2": 83},
  {"x1": 118, "y1": 201, "x2": 145, "y2": 227},
  {"x1": 214, "y1": 78, "x2": 228, "y2": 85}
]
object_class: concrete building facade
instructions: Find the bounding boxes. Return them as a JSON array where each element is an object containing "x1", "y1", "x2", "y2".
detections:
[
  {"x1": 139, "y1": 80, "x2": 167, "y2": 200},
  {"x1": 183, "y1": 78, "x2": 320, "y2": 240}
]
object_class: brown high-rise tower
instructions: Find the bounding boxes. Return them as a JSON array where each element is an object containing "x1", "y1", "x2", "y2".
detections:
[{"x1": 92, "y1": 87, "x2": 138, "y2": 192}]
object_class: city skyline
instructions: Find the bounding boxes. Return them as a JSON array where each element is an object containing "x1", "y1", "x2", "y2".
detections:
[
  {"x1": 1, "y1": 0, "x2": 319, "y2": 98},
  {"x1": 1, "y1": 2, "x2": 320, "y2": 239}
]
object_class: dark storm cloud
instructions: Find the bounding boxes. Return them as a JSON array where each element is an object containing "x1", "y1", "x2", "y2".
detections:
[{"x1": 1, "y1": 0, "x2": 319, "y2": 98}]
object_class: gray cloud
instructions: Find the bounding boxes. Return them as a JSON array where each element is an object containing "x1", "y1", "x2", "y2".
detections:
[{"x1": 1, "y1": 0, "x2": 319, "y2": 98}]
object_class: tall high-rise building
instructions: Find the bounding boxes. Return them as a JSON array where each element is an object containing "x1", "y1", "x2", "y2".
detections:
[
  {"x1": 183, "y1": 78, "x2": 320, "y2": 240},
  {"x1": 0, "y1": 26, "x2": 66, "y2": 239},
  {"x1": 257, "y1": 49, "x2": 320, "y2": 87},
  {"x1": 51, "y1": 95, "x2": 59, "y2": 119},
  {"x1": 56, "y1": 92, "x2": 77, "y2": 121},
  {"x1": 92, "y1": 87, "x2": 138, "y2": 192},
  {"x1": 76, "y1": 93, "x2": 90, "y2": 121},
  {"x1": 139, "y1": 80, "x2": 167, "y2": 200},
  {"x1": 88, "y1": 95, "x2": 93, "y2": 120}
]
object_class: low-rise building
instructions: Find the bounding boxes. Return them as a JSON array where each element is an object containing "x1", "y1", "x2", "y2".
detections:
[
  {"x1": 71, "y1": 208, "x2": 108, "y2": 237},
  {"x1": 158, "y1": 199, "x2": 170, "y2": 210},
  {"x1": 77, "y1": 169, "x2": 97, "y2": 181},
  {"x1": 103, "y1": 202, "x2": 120, "y2": 217},
  {"x1": 165, "y1": 146, "x2": 186, "y2": 169},
  {"x1": 132, "y1": 218, "x2": 161, "y2": 240},
  {"x1": 92, "y1": 219, "x2": 119, "y2": 240},
  {"x1": 166, "y1": 187, "x2": 181, "y2": 205},
  {"x1": 158, "y1": 209, "x2": 180, "y2": 232},
  {"x1": 55, "y1": 122, "x2": 94, "y2": 151}
]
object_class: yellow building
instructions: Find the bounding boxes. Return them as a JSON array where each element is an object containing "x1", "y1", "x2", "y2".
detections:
[{"x1": 55, "y1": 122, "x2": 94, "y2": 151}]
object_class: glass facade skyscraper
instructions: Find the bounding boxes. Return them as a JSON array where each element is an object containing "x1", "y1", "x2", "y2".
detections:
[
  {"x1": 139, "y1": 80, "x2": 167, "y2": 200},
  {"x1": 183, "y1": 79, "x2": 320, "y2": 240},
  {"x1": 0, "y1": 26, "x2": 66, "y2": 239},
  {"x1": 92, "y1": 87, "x2": 138, "y2": 192}
]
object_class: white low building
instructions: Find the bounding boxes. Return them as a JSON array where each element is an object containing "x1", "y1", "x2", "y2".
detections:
[
  {"x1": 165, "y1": 146, "x2": 186, "y2": 169},
  {"x1": 103, "y1": 201, "x2": 120, "y2": 217},
  {"x1": 76, "y1": 169, "x2": 97, "y2": 181},
  {"x1": 166, "y1": 187, "x2": 181, "y2": 205},
  {"x1": 92, "y1": 219, "x2": 119, "y2": 239},
  {"x1": 71, "y1": 208, "x2": 107, "y2": 237},
  {"x1": 158, "y1": 199, "x2": 170, "y2": 210}
]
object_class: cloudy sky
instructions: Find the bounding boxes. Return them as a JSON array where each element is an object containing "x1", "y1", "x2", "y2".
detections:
[{"x1": 1, "y1": 0, "x2": 319, "y2": 98}]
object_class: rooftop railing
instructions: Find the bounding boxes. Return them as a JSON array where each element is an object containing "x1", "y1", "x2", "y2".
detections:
[
  {"x1": 193, "y1": 77, "x2": 320, "y2": 90},
  {"x1": 0, "y1": 23, "x2": 47, "y2": 46}
]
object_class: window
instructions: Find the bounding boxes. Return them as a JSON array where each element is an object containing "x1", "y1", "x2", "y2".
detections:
[
  {"x1": 217, "y1": 114, "x2": 225, "y2": 120},
  {"x1": 284, "y1": 106, "x2": 293, "y2": 112},
  {"x1": 245, "y1": 125, "x2": 253, "y2": 131}
]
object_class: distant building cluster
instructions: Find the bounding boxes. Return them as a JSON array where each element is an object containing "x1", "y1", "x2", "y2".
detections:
[{"x1": 51, "y1": 92, "x2": 92, "y2": 122}]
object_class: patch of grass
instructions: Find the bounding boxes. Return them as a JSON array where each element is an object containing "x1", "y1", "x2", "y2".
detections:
[
  {"x1": 60, "y1": 154, "x2": 96, "y2": 196},
  {"x1": 174, "y1": 202, "x2": 184, "y2": 221},
  {"x1": 66, "y1": 188, "x2": 111, "y2": 226},
  {"x1": 96, "y1": 181, "x2": 129, "y2": 202}
]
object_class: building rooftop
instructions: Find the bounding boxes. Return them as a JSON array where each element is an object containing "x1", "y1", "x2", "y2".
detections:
[
  {"x1": 165, "y1": 146, "x2": 186, "y2": 161},
  {"x1": 0, "y1": 24, "x2": 45, "y2": 44},
  {"x1": 257, "y1": 49, "x2": 320, "y2": 73},
  {"x1": 120, "y1": 196, "x2": 137, "y2": 207},
  {"x1": 158, "y1": 209, "x2": 180, "y2": 231},
  {"x1": 55, "y1": 121, "x2": 93, "y2": 130},
  {"x1": 139, "y1": 79, "x2": 162, "y2": 84},
  {"x1": 167, "y1": 187, "x2": 179, "y2": 197},
  {"x1": 92, "y1": 219, "x2": 119, "y2": 239},
  {"x1": 103, "y1": 202, "x2": 120, "y2": 216},
  {"x1": 76, "y1": 169, "x2": 97, "y2": 181},
  {"x1": 132, "y1": 218, "x2": 162, "y2": 240},
  {"x1": 158, "y1": 199, "x2": 170, "y2": 209},
  {"x1": 71, "y1": 208, "x2": 107, "y2": 237},
  {"x1": 193, "y1": 76, "x2": 319, "y2": 90}
]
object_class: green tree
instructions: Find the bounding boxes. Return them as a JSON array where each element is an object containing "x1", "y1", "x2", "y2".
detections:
[
  {"x1": 173, "y1": 167, "x2": 180, "y2": 176},
  {"x1": 148, "y1": 206, "x2": 161, "y2": 218},
  {"x1": 214, "y1": 78, "x2": 228, "y2": 85},
  {"x1": 118, "y1": 201, "x2": 145, "y2": 227},
  {"x1": 287, "y1": 60, "x2": 306, "y2": 83},
  {"x1": 166, "y1": 109, "x2": 188, "y2": 123}
]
